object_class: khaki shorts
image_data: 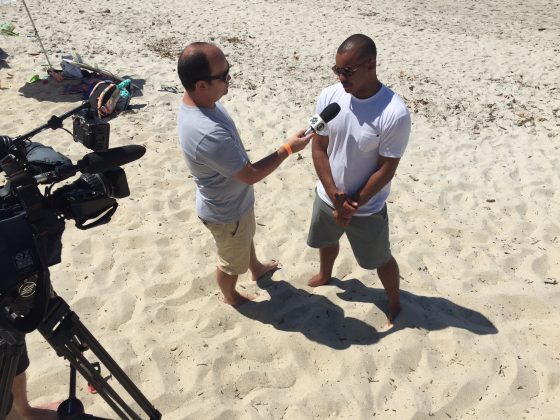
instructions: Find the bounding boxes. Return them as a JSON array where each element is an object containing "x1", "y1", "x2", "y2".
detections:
[{"x1": 201, "y1": 207, "x2": 256, "y2": 275}]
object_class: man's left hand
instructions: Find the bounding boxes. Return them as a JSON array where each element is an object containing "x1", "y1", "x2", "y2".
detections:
[{"x1": 333, "y1": 193, "x2": 358, "y2": 227}]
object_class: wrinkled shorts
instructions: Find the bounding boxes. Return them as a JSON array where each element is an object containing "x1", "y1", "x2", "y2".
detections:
[
  {"x1": 201, "y1": 207, "x2": 256, "y2": 275},
  {"x1": 0, "y1": 337, "x2": 29, "y2": 412},
  {"x1": 0, "y1": 337, "x2": 29, "y2": 375}
]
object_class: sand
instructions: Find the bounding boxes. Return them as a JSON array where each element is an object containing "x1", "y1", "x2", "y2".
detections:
[{"x1": 1, "y1": 0, "x2": 559, "y2": 418}]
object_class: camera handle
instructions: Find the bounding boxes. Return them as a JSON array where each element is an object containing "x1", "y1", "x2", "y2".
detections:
[{"x1": 13, "y1": 102, "x2": 91, "y2": 144}]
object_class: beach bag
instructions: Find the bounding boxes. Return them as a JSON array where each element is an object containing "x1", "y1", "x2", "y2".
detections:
[
  {"x1": 115, "y1": 79, "x2": 133, "y2": 111},
  {"x1": 89, "y1": 79, "x2": 134, "y2": 118},
  {"x1": 90, "y1": 81, "x2": 121, "y2": 118}
]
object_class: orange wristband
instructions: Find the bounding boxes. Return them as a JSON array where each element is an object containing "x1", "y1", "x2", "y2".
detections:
[{"x1": 282, "y1": 143, "x2": 293, "y2": 156}]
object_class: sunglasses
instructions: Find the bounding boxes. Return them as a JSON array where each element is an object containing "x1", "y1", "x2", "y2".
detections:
[
  {"x1": 208, "y1": 62, "x2": 231, "y2": 82},
  {"x1": 331, "y1": 59, "x2": 369, "y2": 78}
]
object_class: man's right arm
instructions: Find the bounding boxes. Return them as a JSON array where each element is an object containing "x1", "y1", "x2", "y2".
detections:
[
  {"x1": 312, "y1": 133, "x2": 357, "y2": 226},
  {"x1": 311, "y1": 134, "x2": 337, "y2": 200},
  {"x1": 234, "y1": 129, "x2": 312, "y2": 185}
]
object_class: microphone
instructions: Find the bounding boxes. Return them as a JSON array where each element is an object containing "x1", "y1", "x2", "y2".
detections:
[
  {"x1": 304, "y1": 103, "x2": 341, "y2": 136},
  {"x1": 77, "y1": 145, "x2": 146, "y2": 173},
  {"x1": 34, "y1": 145, "x2": 146, "y2": 184}
]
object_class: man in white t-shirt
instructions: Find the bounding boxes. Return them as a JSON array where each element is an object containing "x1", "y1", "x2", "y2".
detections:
[{"x1": 307, "y1": 34, "x2": 411, "y2": 324}]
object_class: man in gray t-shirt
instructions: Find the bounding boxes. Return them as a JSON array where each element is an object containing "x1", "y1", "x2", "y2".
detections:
[
  {"x1": 177, "y1": 42, "x2": 311, "y2": 306},
  {"x1": 179, "y1": 101, "x2": 253, "y2": 223}
]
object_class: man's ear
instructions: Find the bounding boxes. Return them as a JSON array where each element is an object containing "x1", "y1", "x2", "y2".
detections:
[{"x1": 195, "y1": 80, "x2": 208, "y2": 91}]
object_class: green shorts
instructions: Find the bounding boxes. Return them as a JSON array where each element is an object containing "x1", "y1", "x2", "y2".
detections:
[
  {"x1": 307, "y1": 194, "x2": 391, "y2": 269},
  {"x1": 201, "y1": 207, "x2": 256, "y2": 276}
]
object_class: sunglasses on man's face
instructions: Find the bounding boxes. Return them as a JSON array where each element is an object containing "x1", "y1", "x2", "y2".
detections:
[
  {"x1": 208, "y1": 62, "x2": 231, "y2": 82},
  {"x1": 331, "y1": 59, "x2": 369, "y2": 78}
]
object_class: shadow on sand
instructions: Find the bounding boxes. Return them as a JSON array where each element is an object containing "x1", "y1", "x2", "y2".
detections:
[
  {"x1": 235, "y1": 276, "x2": 497, "y2": 350},
  {"x1": 0, "y1": 48, "x2": 9, "y2": 69},
  {"x1": 331, "y1": 278, "x2": 498, "y2": 336}
]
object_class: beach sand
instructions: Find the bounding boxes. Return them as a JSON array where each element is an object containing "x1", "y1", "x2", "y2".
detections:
[{"x1": 1, "y1": 0, "x2": 559, "y2": 418}]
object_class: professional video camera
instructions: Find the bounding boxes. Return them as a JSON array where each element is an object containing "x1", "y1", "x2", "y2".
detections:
[{"x1": 0, "y1": 96, "x2": 161, "y2": 419}]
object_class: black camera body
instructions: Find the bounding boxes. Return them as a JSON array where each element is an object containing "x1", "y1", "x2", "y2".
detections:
[
  {"x1": 0, "y1": 102, "x2": 145, "y2": 334},
  {"x1": 0, "y1": 208, "x2": 63, "y2": 295},
  {"x1": 0, "y1": 99, "x2": 162, "y2": 420},
  {"x1": 73, "y1": 110, "x2": 110, "y2": 152}
]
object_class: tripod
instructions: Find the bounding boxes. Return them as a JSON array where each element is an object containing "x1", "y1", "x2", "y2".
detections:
[{"x1": 0, "y1": 295, "x2": 162, "y2": 419}]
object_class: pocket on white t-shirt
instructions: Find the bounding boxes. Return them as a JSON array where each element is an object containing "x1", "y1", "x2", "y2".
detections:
[{"x1": 356, "y1": 126, "x2": 381, "y2": 153}]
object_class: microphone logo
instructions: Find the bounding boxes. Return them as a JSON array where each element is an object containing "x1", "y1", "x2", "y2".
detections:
[
  {"x1": 308, "y1": 116, "x2": 326, "y2": 132},
  {"x1": 304, "y1": 103, "x2": 340, "y2": 135}
]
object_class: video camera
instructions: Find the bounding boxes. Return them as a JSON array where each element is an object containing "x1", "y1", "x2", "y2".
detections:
[
  {"x1": 0, "y1": 98, "x2": 144, "y2": 335},
  {"x1": 0, "y1": 89, "x2": 161, "y2": 420}
]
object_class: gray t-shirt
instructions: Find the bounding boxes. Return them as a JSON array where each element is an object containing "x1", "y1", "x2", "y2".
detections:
[{"x1": 178, "y1": 101, "x2": 254, "y2": 223}]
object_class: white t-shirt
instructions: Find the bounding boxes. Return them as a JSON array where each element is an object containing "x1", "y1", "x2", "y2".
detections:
[{"x1": 315, "y1": 83, "x2": 411, "y2": 215}]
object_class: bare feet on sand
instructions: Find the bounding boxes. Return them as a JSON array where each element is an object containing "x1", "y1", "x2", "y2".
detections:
[
  {"x1": 223, "y1": 291, "x2": 255, "y2": 306},
  {"x1": 251, "y1": 260, "x2": 279, "y2": 282},
  {"x1": 308, "y1": 274, "x2": 331, "y2": 287},
  {"x1": 386, "y1": 302, "x2": 401, "y2": 326}
]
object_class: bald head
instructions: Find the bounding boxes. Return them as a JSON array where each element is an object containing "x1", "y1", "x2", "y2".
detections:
[
  {"x1": 177, "y1": 42, "x2": 224, "y2": 91},
  {"x1": 337, "y1": 34, "x2": 377, "y2": 61}
]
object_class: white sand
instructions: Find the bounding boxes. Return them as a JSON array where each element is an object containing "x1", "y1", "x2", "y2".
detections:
[{"x1": 1, "y1": 0, "x2": 559, "y2": 418}]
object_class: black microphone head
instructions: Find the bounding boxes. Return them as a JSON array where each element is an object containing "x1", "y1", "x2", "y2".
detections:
[
  {"x1": 319, "y1": 103, "x2": 341, "y2": 123},
  {"x1": 79, "y1": 145, "x2": 146, "y2": 173}
]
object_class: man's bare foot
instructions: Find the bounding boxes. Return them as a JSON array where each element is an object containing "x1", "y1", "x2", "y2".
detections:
[
  {"x1": 251, "y1": 260, "x2": 279, "y2": 282},
  {"x1": 223, "y1": 291, "x2": 254, "y2": 306},
  {"x1": 308, "y1": 273, "x2": 331, "y2": 287},
  {"x1": 386, "y1": 302, "x2": 401, "y2": 326}
]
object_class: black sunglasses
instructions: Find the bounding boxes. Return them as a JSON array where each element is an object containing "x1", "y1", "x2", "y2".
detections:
[
  {"x1": 331, "y1": 59, "x2": 369, "y2": 78},
  {"x1": 208, "y1": 62, "x2": 231, "y2": 82}
]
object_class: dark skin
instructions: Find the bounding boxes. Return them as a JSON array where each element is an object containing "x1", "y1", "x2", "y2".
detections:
[
  {"x1": 312, "y1": 136, "x2": 400, "y2": 227},
  {"x1": 309, "y1": 47, "x2": 402, "y2": 324},
  {"x1": 313, "y1": 48, "x2": 401, "y2": 226}
]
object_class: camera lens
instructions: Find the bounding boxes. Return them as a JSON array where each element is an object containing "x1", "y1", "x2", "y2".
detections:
[
  {"x1": 79, "y1": 169, "x2": 129, "y2": 199},
  {"x1": 79, "y1": 173, "x2": 114, "y2": 196}
]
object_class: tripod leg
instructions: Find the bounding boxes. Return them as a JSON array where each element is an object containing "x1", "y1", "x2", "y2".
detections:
[
  {"x1": 0, "y1": 337, "x2": 24, "y2": 420},
  {"x1": 38, "y1": 297, "x2": 161, "y2": 420}
]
